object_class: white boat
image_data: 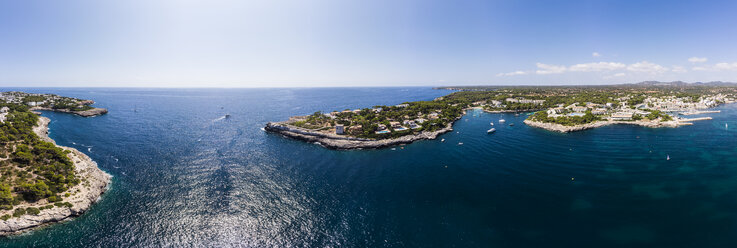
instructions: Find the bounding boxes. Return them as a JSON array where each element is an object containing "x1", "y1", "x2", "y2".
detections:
[
  {"x1": 667, "y1": 155, "x2": 670, "y2": 160},
  {"x1": 487, "y1": 128, "x2": 496, "y2": 133},
  {"x1": 499, "y1": 119, "x2": 506, "y2": 123},
  {"x1": 490, "y1": 122, "x2": 494, "y2": 126},
  {"x1": 726, "y1": 123, "x2": 729, "y2": 129},
  {"x1": 458, "y1": 142, "x2": 464, "y2": 145},
  {"x1": 441, "y1": 138, "x2": 445, "y2": 142},
  {"x1": 509, "y1": 123, "x2": 514, "y2": 126}
]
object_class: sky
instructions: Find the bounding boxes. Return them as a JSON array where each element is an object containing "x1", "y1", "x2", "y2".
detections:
[{"x1": 1, "y1": 0, "x2": 737, "y2": 87}]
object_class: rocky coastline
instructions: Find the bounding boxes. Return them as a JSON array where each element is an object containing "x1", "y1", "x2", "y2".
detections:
[
  {"x1": 265, "y1": 122, "x2": 455, "y2": 150},
  {"x1": 30, "y1": 107, "x2": 108, "y2": 117},
  {"x1": 0, "y1": 117, "x2": 112, "y2": 235},
  {"x1": 482, "y1": 109, "x2": 541, "y2": 113},
  {"x1": 523, "y1": 119, "x2": 680, "y2": 133}
]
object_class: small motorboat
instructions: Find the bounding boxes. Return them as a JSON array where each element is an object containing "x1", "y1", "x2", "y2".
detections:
[
  {"x1": 441, "y1": 138, "x2": 445, "y2": 142},
  {"x1": 499, "y1": 119, "x2": 506, "y2": 123},
  {"x1": 490, "y1": 122, "x2": 494, "y2": 126},
  {"x1": 458, "y1": 142, "x2": 464, "y2": 145},
  {"x1": 515, "y1": 113, "x2": 520, "y2": 117},
  {"x1": 509, "y1": 123, "x2": 514, "y2": 126},
  {"x1": 487, "y1": 128, "x2": 496, "y2": 133},
  {"x1": 667, "y1": 154, "x2": 670, "y2": 160}
]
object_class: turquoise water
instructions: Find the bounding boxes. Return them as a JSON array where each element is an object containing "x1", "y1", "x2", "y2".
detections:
[{"x1": 1, "y1": 87, "x2": 736, "y2": 247}]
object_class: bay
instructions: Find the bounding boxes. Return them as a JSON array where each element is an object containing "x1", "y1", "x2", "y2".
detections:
[{"x1": 1, "y1": 87, "x2": 736, "y2": 247}]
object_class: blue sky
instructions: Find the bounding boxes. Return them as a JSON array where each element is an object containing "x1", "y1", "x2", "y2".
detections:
[{"x1": 1, "y1": 0, "x2": 736, "y2": 87}]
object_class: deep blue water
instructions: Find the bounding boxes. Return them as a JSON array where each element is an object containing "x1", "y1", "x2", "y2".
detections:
[{"x1": 1, "y1": 87, "x2": 737, "y2": 247}]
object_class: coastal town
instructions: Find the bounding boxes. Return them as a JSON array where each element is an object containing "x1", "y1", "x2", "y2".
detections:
[
  {"x1": 267, "y1": 82, "x2": 737, "y2": 149},
  {"x1": 0, "y1": 92, "x2": 108, "y2": 117}
]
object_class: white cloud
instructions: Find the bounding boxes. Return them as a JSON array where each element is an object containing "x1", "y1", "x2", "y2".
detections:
[
  {"x1": 603, "y1": 72, "x2": 626, "y2": 79},
  {"x1": 672, "y1": 66, "x2": 687, "y2": 73},
  {"x1": 568, "y1": 62, "x2": 626, "y2": 72},
  {"x1": 626, "y1": 61, "x2": 668, "y2": 74},
  {"x1": 692, "y1": 62, "x2": 737, "y2": 71},
  {"x1": 592, "y1": 52, "x2": 601, "y2": 57},
  {"x1": 496, "y1": 70, "x2": 528, "y2": 77},
  {"x1": 502, "y1": 60, "x2": 680, "y2": 78},
  {"x1": 714, "y1": 62, "x2": 737, "y2": 70},
  {"x1": 688, "y1": 57, "x2": 708, "y2": 63},
  {"x1": 535, "y1": 63, "x2": 567, "y2": 74}
]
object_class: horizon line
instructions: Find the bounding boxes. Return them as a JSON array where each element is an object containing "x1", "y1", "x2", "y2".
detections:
[{"x1": 0, "y1": 80, "x2": 733, "y2": 89}]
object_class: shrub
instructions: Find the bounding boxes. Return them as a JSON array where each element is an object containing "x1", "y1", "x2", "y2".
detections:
[
  {"x1": 18, "y1": 181, "x2": 52, "y2": 202},
  {"x1": 0, "y1": 214, "x2": 9, "y2": 221},
  {"x1": 25, "y1": 207, "x2": 40, "y2": 215},
  {"x1": 12, "y1": 208, "x2": 26, "y2": 217}
]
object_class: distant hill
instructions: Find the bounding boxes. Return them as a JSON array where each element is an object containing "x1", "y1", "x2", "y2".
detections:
[
  {"x1": 632, "y1": 81, "x2": 737, "y2": 87},
  {"x1": 436, "y1": 81, "x2": 737, "y2": 90}
]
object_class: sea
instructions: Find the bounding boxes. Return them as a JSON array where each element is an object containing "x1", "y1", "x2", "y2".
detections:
[{"x1": 1, "y1": 87, "x2": 736, "y2": 247}]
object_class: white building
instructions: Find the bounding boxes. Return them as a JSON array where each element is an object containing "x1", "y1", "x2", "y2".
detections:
[
  {"x1": 611, "y1": 112, "x2": 633, "y2": 121},
  {"x1": 335, "y1": 124, "x2": 345, "y2": 134}
]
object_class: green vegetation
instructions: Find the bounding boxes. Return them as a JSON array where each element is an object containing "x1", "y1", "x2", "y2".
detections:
[
  {"x1": 529, "y1": 111, "x2": 599, "y2": 126},
  {"x1": 646, "y1": 110, "x2": 673, "y2": 121},
  {"x1": 291, "y1": 101, "x2": 464, "y2": 140},
  {"x1": 287, "y1": 82, "x2": 736, "y2": 138},
  {"x1": 0, "y1": 101, "x2": 82, "y2": 216}
]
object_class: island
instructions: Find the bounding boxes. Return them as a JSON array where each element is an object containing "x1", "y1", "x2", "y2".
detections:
[
  {"x1": 0, "y1": 92, "x2": 111, "y2": 235},
  {"x1": 266, "y1": 81, "x2": 737, "y2": 149}
]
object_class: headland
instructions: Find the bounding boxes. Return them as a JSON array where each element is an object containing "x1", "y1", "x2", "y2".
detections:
[
  {"x1": 267, "y1": 81, "x2": 737, "y2": 149},
  {"x1": 0, "y1": 91, "x2": 111, "y2": 235}
]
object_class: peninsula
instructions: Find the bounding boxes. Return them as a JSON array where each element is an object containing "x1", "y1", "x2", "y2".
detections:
[
  {"x1": 266, "y1": 81, "x2": 737, "y2": 148},
  {"x1": 0, "y1": 92, "x2": 108, "y2": 117},
  {"x1": 0, "y1": 92, "x2": 111, "y2": 235}
]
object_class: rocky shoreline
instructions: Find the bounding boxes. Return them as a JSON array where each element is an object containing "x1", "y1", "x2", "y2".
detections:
[
  {"x1": 30, "y1": 107, "x2": 108, "y2": 117},
  {"x1": 265, "y1": 122, "x2": 455, "y2": 149},
  {"x1": 483, "y1": 109, "x2": 541, "y2": 113},
  {"x1": 0, "y1": 117, "x2": 112, "y2": 235},
  {"x1": 523, "y1": 119, "x2": 680, "y2": 133}
]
